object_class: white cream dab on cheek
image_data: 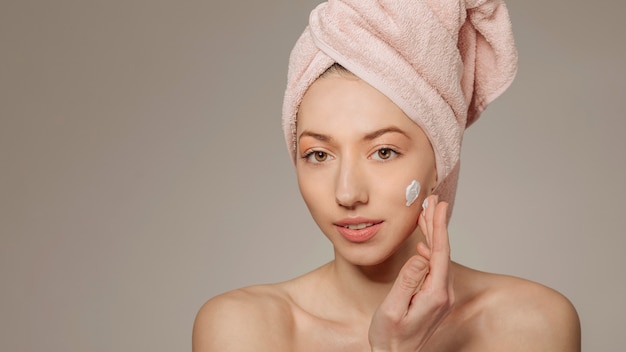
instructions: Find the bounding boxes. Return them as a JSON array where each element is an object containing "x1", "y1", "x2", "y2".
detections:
[{"x1": 405, "y1": 179, "x2": 420, "y2": 206}]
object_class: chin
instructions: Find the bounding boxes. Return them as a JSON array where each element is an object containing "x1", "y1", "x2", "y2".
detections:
[{"x1": 331, "y1": 231, "x2": 416, "y2": 267}]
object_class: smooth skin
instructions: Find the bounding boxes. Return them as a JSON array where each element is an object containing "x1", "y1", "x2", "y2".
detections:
[{"x1": 193, "y1": 73, "x2": 581, "y2": 351}]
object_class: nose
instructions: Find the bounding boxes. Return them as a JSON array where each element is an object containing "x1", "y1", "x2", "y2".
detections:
[{"x1": 335, "y1": 156, "x2": 368, "y2": 208}]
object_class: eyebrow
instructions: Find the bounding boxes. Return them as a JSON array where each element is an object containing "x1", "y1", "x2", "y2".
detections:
[
  {"x1": 363, "y1": 126, "x2": 411, "y2": 141},
  {"x1": 298, "y1": 126, "x2": 411, "y2": 144},
  {"x1": 298, "y1": 131, "x2": 333, "y2": 143}
]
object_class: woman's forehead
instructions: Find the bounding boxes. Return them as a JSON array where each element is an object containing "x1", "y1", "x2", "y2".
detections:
[{"x1": 296, "y1": 74, "x2": 426, "y2": 140}]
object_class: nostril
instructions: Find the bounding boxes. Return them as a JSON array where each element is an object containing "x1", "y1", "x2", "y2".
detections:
[
  {"x1": 335, "y1": 160, "x2": 368, "y2": 207},
  {"x1": 335, "y1": 185, "x2": 368, "y2": 208}
]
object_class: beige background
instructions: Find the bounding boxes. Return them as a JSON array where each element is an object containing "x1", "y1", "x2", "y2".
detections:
[{"x1": 1, "y1": 0, "x2": 624, "y2": 350}]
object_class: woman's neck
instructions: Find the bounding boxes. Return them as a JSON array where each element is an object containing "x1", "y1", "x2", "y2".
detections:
[{"x1": 325, "y1": 233, "x2": 423, "y2": 319}]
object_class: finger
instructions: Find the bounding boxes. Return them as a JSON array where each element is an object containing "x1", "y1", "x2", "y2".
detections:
[
  {"x1": 427, "y1": 201, "x2": 451, "y2": 291},
  {"x1": 380, "y1": 255, "x2": 430, "y2": 316},
  {"x1": 416, "y1": 241, "x2": 431, "y2": 261},
  {"x1": 421, "y1": 195, "x2": 437, "y2": 249},
  {"x1": 418, "y1": 201, "x2": 427, "y2": 228},
  {"x1": 428, "y1": 195, "x2": 438, "y2": 243},
  {"x1": 447, "y1": 267, "x2": 456, "y2": 307},
  {"x1": 431, "y1": 201, "x2": 449, "y2": 254},
  {"x1": 418, "y1": 208, "x2": 429, "y2": 249},
  {"x1": 417, "y1": 215, "x2": 432, "y2": 261},
  {"x1": 418, "y1": 196, "x2": 431, "y2": 247},
  {"x1": 417, "y1": 208, "x2": 425, "y2": 226}
]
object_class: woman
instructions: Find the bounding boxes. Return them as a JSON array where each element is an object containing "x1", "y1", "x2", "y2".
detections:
[{"x1": 193, "y1": 0, "x2": 581, "y2": 350}]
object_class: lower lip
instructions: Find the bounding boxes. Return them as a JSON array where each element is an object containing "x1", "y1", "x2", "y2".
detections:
[{"x1": 335, "y1": 223, "x2": 382, "y2": 243}]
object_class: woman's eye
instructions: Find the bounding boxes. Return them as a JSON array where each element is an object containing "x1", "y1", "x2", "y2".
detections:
[
  {"x1": 314, "y1": 151, "x2": 328, "y2": 162},
  {"x1": 306, "y1": 151, "x2": 329, "y2": 163},
  {"x1": 372, "y1": 148, "x2": 397, "y2": 161}
]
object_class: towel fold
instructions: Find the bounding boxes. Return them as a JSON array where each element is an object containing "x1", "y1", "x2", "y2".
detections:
[{"x1": 282, "y1": 0, "x2": 518, "y2": 217}]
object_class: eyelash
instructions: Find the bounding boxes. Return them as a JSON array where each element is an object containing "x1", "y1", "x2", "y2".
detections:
[
  {"x1": 301, "y1": 150, "x2": 332, "y2": 164},
  {"x1": 371, "y1": 147, "x2": 400, "y2": 161},
  {"x1": 300, "y1": 146, "x2": 401, "y2": 164}
]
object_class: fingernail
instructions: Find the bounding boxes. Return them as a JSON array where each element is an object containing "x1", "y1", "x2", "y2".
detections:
[{"x1": 422, "y1": 198, "x2": 428, "y2": 211}]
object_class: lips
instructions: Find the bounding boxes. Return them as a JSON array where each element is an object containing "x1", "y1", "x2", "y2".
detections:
[
  {"x1": 343, "y1": 223, "x2": 374, "y2": 230},
  {"x1": 334, "y1": 217, "x2": 383, "y2": 243}
]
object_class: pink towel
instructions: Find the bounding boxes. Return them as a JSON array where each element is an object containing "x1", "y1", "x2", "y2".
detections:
[{"x1": 282, "y1": 0, "x2": 518, "y2": 217}]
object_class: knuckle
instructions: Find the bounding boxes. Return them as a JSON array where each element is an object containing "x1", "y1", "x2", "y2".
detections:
[
  {"x1": 379, "y1": 306, "x2": 403, "y2": 325},
  {"x1": 397, "y1": 258, "x2": 427, "y2": 290},
  {"x1": 430, "y1": 290, "x2": 450, "y2": 308},
  {"x1": 399, "y1": 273, "x2": 419, "y2": 291},
  {"x1": 408, "y1": 256, "x2": 429, "y2": 272}
]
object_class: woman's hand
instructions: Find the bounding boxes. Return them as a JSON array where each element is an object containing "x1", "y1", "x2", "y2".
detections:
[{"x1": 368, "y1": 195, "x2": 455, "y2": 351}]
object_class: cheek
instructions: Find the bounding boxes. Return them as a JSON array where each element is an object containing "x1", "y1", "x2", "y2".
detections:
[
  {"x1": 369, "y1": 172, "x2": 414, "y2": 216},
  {"x1": 378, "y1": 176, "x2": 407, "y2": 204},
  {"x1": 379, "y1": 165, "x2": 422, "y2": 198},
  {"x1": 404, "y1": 180, "x2": 420, "y2": 206},
  {"x1": 373, "y1": 180, "x2": 421, "y2": 238},
  {"x1": 296, "y1": 167, "x2": 331, "y2": 215},
  {"x1": 374, "y1": 166, "x2": 429, "y2": 218}
]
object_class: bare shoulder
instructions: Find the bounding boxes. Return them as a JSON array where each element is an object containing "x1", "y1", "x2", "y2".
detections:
[
  {"x1": 483, "y1": 274, "x2": 581, "y2": 351},
  {"x1": 452, "y1": 264, "x2": 581, "y2": 351},
  {"x1": 192, "y1": 284, "x2": 295, "y2": 352}
]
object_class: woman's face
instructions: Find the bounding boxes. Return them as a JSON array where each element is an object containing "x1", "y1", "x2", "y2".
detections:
[{"x1": 295, "y1": 72, "x2": 437, "y2": 266}]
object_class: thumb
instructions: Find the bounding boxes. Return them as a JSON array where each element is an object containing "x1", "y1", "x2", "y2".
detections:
[{"x1": 381, "y1": 255, "x2": 430, "y2": 317}]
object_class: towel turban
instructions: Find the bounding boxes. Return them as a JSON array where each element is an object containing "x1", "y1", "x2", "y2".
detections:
[{"x1": 282, "y1": 0, "x2": 518, "y2": 218}]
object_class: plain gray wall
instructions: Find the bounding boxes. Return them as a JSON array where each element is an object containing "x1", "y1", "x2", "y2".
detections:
[{"x1": 1, "y1": 0, "x2": 624, "y2": 350}]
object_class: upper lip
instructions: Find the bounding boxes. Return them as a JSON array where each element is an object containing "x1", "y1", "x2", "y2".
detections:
[{"x1": 334, "y1": 217, "x2": 383, "y2": 227}]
